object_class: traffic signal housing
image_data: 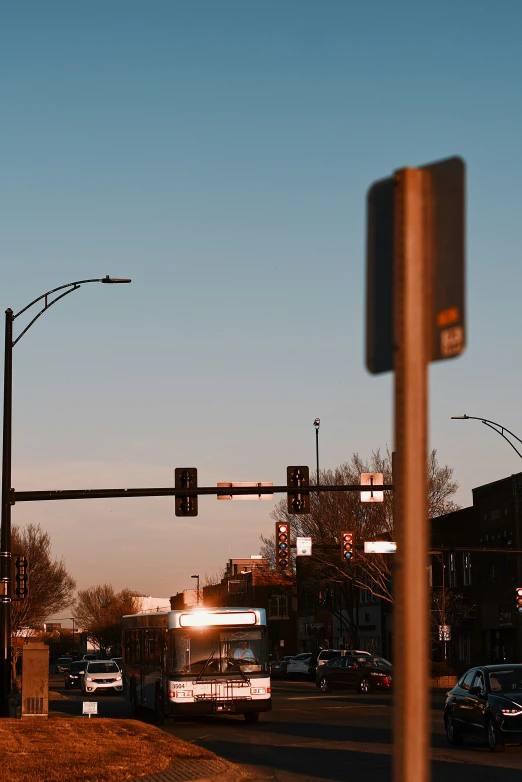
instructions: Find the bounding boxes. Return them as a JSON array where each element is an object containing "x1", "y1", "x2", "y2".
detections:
[
  {"x1": 341, "y1": 532, "x2": 354, "y2": 562},
  {"x1": 15, "y1": 555, "x2": 28, "y2": 600},
  {"x1": 276, "y1": 522, "x2": 290, "y2": 570},
  {"x1": 286, "y1": 466, "x2": 310, "y2": 514},
  {"x1": 175, "y1": 468, "x2": 198, "y2": 517},
  {"x1": 516, "y1": 587, "x2": 522, "y2": 614}
]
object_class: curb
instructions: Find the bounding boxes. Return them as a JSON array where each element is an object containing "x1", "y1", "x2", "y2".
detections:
[{"x1": 122, "y1": 757, "x2": 249, "y2": 782}]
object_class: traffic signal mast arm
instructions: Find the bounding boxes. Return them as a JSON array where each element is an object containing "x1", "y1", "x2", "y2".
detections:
[{"x1": 12, "y1": 482, "x2": 392, "y2": 503}]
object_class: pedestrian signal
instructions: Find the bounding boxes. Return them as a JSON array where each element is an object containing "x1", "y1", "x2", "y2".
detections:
[
  {"x1": 286, "y1": 466, "x2": 310, "y2": 514},
  {"x1": 15, "y1": 555, "x2": 28, "y2": 599},
  {"x1": 276, "y1": 522, "x2": 290, "y2": 569},
  {"x1": 516, "y1": 587, "x2": 522, "y2": 614},
  {"x1": 175, "y1": 468, "x2": 198, "y2": 516},
  {"x1": 341, "y1": 532, "x2": 354, "y2": 562}
]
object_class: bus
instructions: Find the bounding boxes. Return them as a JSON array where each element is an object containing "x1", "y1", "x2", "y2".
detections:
[{"x1": 121, "y1": 606, "x2": 271, "y2": 723}]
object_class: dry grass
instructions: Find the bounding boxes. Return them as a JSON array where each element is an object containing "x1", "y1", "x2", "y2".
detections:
[{"x1": 0, "y1": 718, "x2": 216, "y2": 782}]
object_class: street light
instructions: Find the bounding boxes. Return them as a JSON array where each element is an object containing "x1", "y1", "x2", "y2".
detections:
[
  {"x1": 0, "y1": 276, "x2": 131, "y2": 716},
  {"x1": 451, "y1": 414, "x2": 522, "y2": 459},
  {"x1": 313, "y1": 418, "x2": 320, "y2": 485},
  {"x1": 191, "y1": 575, "x2": 200, "y2": 606}
]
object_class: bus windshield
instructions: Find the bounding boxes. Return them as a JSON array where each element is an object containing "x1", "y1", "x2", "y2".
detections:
[{"x1": 169, "y1": 627, "x2": 268, "y2": 676}]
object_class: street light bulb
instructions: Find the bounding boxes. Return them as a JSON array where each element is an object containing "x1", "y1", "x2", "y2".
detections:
[
  {"x1": 101, "y1": 275, "x2": 132, "y2": 284},
  {"x1": 450, "y1": 415, "x2": 469, "y2": 419}
]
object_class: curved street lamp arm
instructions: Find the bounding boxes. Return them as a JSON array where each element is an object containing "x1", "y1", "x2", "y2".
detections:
[
  {"x1": 11, "y1": 276, "x2": 130, "y2": 347},
  {"x1": 452, "y1": 414, "x2": 522, "y2": 459}
]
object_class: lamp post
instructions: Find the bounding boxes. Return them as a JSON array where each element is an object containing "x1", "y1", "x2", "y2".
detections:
[
  {"x1": 313, "y1": 418, "x2": 320, "y2": 485},
  {"x1": 0, "y1": 275, "x2": 131, "y2": 716},
  {"x1": 451, "y1": 414, "x2": 522, "y2": 459},
  {"x1": 191, "y1": 575, "x2": 200, "y2": 606}
]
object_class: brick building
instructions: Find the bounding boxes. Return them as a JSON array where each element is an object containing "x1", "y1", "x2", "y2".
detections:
[{"x1": 431, "y1": 472, "x2": 522, "y2": 666}]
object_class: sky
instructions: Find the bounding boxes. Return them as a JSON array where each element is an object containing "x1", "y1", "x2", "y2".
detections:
[{"x1": 2, "y1": 0, "x2": 522, "y2": 605}]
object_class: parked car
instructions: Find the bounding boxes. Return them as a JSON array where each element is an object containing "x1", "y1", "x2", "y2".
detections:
[
  {"x1": 64, "y1": 660, "x2": 87, "y2": 689},
  {"x1": 316, "y1": 654, "x2": 393, "y2": 693},
  {"x1": 313, "y1": 649, "x2": 345, "y2": 671},
  {"x1": 54, "y1": 656, "x2": 72, "y2": 674},
  {"x1": 286, "y1": 653, "x2": 314, "y2": 678},
  {"x1": 83, "y1": 653, "x2": 98, "y2": 661},
  {"x1": 82, "y1": 660, "x2": 123, "y2": 695},
  {"x1": 444, "y1": 664, "x2": 522, "y2": 751},
  {"x1": 271, "y1": 655, "x2": 295, "y2": 676}
]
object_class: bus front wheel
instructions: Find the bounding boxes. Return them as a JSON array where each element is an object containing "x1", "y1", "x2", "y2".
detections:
[{"x1": 244, "y1": 712, "x2": 259, "y2": 724}]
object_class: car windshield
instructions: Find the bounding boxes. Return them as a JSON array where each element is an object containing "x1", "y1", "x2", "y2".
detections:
[
  {"x1": 320, "y1": 651, "x2": 342, "y2": 660},
  {"x1": 488, "y1": 669, "x2": 522, "y2": 694},
  {"x1": 57, "y1": 658, "x2": 71, "y2": 664},
  {"x1": 88, "y1": 662, "x2": 119, "y2": 674},
  {"x1": 69, "y1": 662, "x2": 86, "y2": 672}
]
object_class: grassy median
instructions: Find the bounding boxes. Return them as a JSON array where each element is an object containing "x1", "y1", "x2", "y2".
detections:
[{"x1": 0, "y1": 717, "x2": 217, "y2": 782}]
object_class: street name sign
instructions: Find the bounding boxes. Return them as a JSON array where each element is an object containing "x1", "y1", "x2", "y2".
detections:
[
  {"x1": 217, "y1": 482, "x2": 274, "y2": 500},
  {"x1": 364, "y1": 541, "x2": 397, "y2": 554}
]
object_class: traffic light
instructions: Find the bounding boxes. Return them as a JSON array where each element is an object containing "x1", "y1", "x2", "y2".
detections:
[
  {"x1": 175, "y1": 468, "x2": 198, "y2": 516},
  {"x1": 341, "y1": 532, "x2": 354, "y2": 562},
  {"x1": 15, "y1": 555, "x2": 28, "y2": 599},
  {"x1": 286, "y1": 466, "x2": 310, "y2": 514},
  {"x1": 516, "y1": 587, "x2": 522, "y2": 614},
  {"x1": 276, "y1": 522, "x2": 290, "y2": 569}
]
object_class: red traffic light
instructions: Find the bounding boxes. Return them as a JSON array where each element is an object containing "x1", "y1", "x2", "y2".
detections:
[
  {"x1": 341, "y1": 532, "x2": 354, "y2": 562},
  {"x1": 276, "y1": 522, "x2": 290, "y2": 569}
]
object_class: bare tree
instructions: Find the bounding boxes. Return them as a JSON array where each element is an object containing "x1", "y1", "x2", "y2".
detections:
[
  {"x1": 269, "y1": 448, "x2": 459, "y2": 603},
  {"x1": 73, "y1": 584, "x2": 142, "y2": 653},
  {"x1": 11, "y1": 523, "x2": 76, "y2": 632}
]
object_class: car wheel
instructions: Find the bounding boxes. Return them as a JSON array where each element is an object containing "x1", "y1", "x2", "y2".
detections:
[
  {"x1": 486, "y1": 716, "x2": 505, "y2": 752},
  {"x1": 244, "y1": 711, "x2": 259, "y2": 723},
  {"x1": 319, "y1": 677, "x2": 331, "y2": 693},
  {"x1": 358, "y1": 677, "x2": 371, "y2": 694},
  {"x1": 444, "y1": 711, "x2": 462, "y2": 746}
]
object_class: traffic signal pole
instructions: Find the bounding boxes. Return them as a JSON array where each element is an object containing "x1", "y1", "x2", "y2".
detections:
[{"x1": 393, "y1": 168, "x2": 430, "y2": 782}]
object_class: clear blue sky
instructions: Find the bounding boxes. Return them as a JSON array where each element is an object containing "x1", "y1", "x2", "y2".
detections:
[{"x1": 2, "y1": 0, "x2": 522, "y2": 600}]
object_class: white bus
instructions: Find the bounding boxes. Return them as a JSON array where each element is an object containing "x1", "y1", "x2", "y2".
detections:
[{"x1": 121, "y1": 606, "x2": 271, "y2": 723}]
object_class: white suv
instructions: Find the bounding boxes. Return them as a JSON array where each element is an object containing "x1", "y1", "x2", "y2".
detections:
[{"x1": 82, "y1": 660, "x2": 123, "y2": 694}]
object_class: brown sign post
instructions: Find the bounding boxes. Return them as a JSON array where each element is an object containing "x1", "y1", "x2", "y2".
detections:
[{"x1": 366, "y1": 157, "x2": 466, "y2": 782}]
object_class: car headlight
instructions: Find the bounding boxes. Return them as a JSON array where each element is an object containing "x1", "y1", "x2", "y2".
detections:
[
  {"x1": 116, "y1": 674, "x2": 122, "y2": 680},
  {"x1": 86, "y1": 676, "x2": 93, "y2": 681},
  {"x1": 502, "y1": 708, "x2": 522, "y2": 715}
]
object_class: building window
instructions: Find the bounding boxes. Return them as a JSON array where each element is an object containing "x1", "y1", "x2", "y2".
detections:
[
  {"x1": 269, "y1": 595, "x2": 288, "y2": 618},
  {"x1": 360, "y1": 587, "x2": 371, "y2": 604},
  {"x1": 448, "y1": 553, "x2": 457, "y2": 588},
  {"x1": 462, "y1": 552, "x2": 472, "y2": 586}
]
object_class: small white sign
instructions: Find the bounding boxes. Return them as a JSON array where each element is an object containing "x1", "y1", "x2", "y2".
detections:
[
  {"x1": 360, "y1": 473, "x2": 384, "y2": 503},
  {"x1": 439, "y1": 625, "x2": 451, "y2": 642},
  {"x1": 217, "y1": 482, "x2": 274, "y2": 500},
  {"x1": 296, "y1": 536, "x2": 312, "y2": 556},
  {"x1": 364, "y1": 541, "x2": 397, "y2": 554},
  {"x1": 82, "y1": 701, "x2": 98, "y2": 717}
]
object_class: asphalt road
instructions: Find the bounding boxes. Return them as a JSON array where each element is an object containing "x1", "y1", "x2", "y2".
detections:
[{"x1": 48, "y1": 671, "x2": 522, "y2": 781}]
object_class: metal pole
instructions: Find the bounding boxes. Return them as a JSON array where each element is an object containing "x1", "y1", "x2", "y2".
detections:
[
  {"x1": 0, "y1": 310, "x2": 13, "y2": 716},
  {"x1": 393, "y1": 168, "x2": 430, "y2": 782},
  {"x1": 315, "y1": 428, "x2": 319, "y2": 485}
]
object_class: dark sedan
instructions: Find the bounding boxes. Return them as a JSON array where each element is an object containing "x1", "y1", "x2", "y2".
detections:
[
  {"x1": 445, "y1": 664, "x2": 522, "y2": 751},
  {"x1": 64, "y1": 660, "x2": 87, "y2": 689},
  {"x1": 316, "y1": 654, "x2": 392, "y2": 693}
]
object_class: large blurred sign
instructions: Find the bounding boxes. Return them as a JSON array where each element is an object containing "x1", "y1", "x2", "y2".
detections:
[{"x1": 366, "y1": 156, "x2": 466, "y2": 373}]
